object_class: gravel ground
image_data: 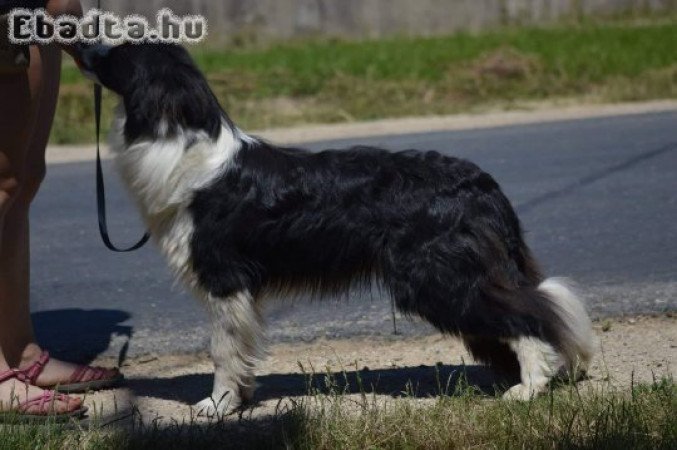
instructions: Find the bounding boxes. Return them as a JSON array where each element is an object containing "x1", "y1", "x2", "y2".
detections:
[{"x1": 81, "y1": 314, "x2": 676, "y2": 426}]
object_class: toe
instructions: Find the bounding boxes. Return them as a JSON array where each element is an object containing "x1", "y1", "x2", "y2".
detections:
[
  {"x1": 53, "y1": 395, "x2": 83, "y2": 414},
  {"x1": 195, "y1": 398, "x2": 218, "y2": 417},
  {"x1": 502, "y1": 384, "x2": 532, "y2": 401}
]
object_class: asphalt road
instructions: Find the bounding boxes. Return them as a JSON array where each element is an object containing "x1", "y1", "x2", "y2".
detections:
[{"x1": 30, "y1": 111, "x2": 677, "y2": 362}]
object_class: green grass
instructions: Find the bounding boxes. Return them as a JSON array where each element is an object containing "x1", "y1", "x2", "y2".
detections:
[
  {"x1": 51, "y1": 18, "x2": 677, "y2": 144},
  {"x1": 2, "y1": 376, "x2": 676, "y2": 449},
  {"x1": 1, "y1": 374, "x2": 675, "y2": 450},
  {"x1": 280, "y1": 375, "x2": 677, "y2": 450}
]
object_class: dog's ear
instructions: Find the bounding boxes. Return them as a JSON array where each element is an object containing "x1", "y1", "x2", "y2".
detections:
[
  {"x1": 123, "y1": 61, "x2": 223, "y2": 140},
  {"x1": 72, "y1": 43, "x2": 137, "y2": 96}
]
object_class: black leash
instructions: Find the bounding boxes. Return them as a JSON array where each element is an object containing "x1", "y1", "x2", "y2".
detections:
[{"x1": 95, "y1": 83, "x2": 151, "y2": 252}]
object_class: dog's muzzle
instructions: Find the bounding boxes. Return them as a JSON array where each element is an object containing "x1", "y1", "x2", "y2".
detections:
[{"x1": 71, "y1": 42, "x2": 113, "y2": 84}]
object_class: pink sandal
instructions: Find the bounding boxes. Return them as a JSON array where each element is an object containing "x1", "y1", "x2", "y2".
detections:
[
  {"x1": 0, "y1": 369, "x2": 87, "y2": 423},
  {"x1": 16, "y1": 351, "x2": 123, "y2": 393}
]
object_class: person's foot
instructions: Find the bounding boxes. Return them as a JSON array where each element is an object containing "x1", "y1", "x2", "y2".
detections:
[
  {"x1": 0, "y1": 375, "x2": 82, "y2": 415},
  {"x1": 17, "y1": 344, "x2": 121, "y2": 391}
]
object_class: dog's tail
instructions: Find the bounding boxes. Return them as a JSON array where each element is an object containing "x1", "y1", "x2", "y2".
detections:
[
  {"x1": 487, "y1": 212, "x2": 596, "y2": 373},
  {"x1": 483, "y1": 276, "x2": 595, "y2": 374},
  {"x1": 533, "y1": 278, "x2": 596, "y2": 373}
]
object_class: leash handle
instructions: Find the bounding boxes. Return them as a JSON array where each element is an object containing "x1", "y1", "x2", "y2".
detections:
[{"x1": 95, "y1": 83, "x2": 151, "y2": 252}]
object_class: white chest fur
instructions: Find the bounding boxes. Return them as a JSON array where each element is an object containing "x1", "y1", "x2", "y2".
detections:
[{"x1": 107, "y1": 108, "x2": 244, "y2": 285}]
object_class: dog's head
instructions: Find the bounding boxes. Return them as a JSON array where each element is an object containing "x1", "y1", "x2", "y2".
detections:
[{"x1": 73, "y1": 43, "x2": 224, "y2": 142}]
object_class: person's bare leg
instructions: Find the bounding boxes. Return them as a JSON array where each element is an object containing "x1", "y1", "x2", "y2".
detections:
[
  {"x1": 5, "y1": 51, "x2": 108, "y2": 392},
  {"x1": 1, "y1": 0, "x2": 115, "y2": 393},
  {"x1": 0, "y1": 43, "x2": 81, "y2": 413},
  {"x1": 7, "y1": 43, "x2": 77, "y2": 380}
]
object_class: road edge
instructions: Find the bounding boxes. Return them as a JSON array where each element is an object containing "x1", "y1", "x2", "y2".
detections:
[{"x1": 46, "y1": 99, "x2": 677, "y2": 165}]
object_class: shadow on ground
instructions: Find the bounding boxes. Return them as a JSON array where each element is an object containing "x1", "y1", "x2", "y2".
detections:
[
  {"x1": 32, "y1": 308, "x2": 132, "y2": 364},
  {"x1": 127, "y1": 363, "x2": 518, "y2": 405}
]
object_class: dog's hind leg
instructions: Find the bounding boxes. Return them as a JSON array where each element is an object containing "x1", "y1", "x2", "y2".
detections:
[
  {"x1": 463, "y1": 336, "x2": 520, "y2": 378},
  {"x1": 386, "y1": 268, "x2": 592, "y2": 401},
  {"x1": 196, "y1": 290, "x2": 266, "y2": 417},
  {"x1": 500, "y1": 336, "x2": 560, "y2": 400}
]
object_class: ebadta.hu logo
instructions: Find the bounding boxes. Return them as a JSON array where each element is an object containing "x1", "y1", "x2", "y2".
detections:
[{"x1": 7, "y1": 8, "x2": 207, "y2": 44}]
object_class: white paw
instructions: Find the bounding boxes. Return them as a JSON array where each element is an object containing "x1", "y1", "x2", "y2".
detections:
[
  {"x1": 194, "y1": 394, "x2": 240, "y2": 418},
  {"x1": 502, "y1": 383, "x2": 540, "y2": 401}
]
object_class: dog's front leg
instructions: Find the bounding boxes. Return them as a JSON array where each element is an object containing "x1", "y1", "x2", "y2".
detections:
[{"x1": 195, "y1": 290, "x2": 265, "y2": 417}]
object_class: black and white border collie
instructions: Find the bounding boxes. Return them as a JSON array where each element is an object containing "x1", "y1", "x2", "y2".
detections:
[{"x1": 76, "y1": 43, "x2": 595, "y2": 416}]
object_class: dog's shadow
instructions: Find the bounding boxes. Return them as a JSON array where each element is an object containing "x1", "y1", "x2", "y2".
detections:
[{"x1": 127, "y1": 363, "x2": 518, "y2": 405}]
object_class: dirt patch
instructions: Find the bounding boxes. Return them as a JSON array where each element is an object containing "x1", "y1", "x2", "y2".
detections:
[
  {"x1": 83, "y1": 314, "x2": 676, "y2": 425},
  {"x1": 471, "y1": 47, "x2": 541, "y2": 80}
]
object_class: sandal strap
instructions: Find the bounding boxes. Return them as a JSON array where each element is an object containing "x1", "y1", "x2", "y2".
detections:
[
  {"x1": 18, "y1": 390, "x2": 76, "y2": 415},
  {"x1": 69, "y1": 364, "x2": 115, "y2": 383},
  {"x1": 0, "y1": 369, "x2": 80, "y2": 416},
  {"x1": 14, "y1": 351, "x2": 119, "y2": 387},
  {"x1": 20, "y1": 390, "x2": 61, "y2": 411},
  {"x1": 15, "y1": 351, "x2": 50, "y2": 385},
  {"x1": 0, "y1": 369, "x2": 28, "y2": 384}
]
